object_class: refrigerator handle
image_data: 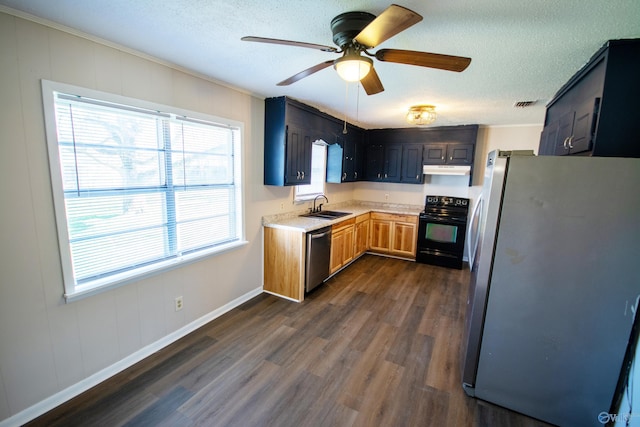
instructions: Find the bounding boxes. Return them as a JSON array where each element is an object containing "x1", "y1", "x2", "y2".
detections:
[{"x1": 467, "y1": 195, "x2": 483, "y2": 268}]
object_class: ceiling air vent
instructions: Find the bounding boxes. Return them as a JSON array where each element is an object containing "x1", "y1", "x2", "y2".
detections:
[{"x1": 513, "y1": 100, "x2": 537, "y2": 108}]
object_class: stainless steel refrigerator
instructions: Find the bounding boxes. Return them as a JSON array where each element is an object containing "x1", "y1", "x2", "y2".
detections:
[{"x1": 461, "y1": 150, "x2": 640, "y2": 426}]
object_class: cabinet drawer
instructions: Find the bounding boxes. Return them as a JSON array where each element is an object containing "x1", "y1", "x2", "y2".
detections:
[
  {"x1": 370, "y1": 212, "x2": 418, "y2": 224},
  {"x1": 332, "y1": 217, "x2": 355, "y2": 232},
  {"x1": 355, "y1": 213, "x2": 370, "y2": 223}
]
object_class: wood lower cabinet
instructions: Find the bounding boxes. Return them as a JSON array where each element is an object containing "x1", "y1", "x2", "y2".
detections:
[
  {"x1": 263, "y1": 227, "x2": 305, "y2": 302},
  {"x1": 391, "y1": 220, "x2": 418, "y2": 258},
  {"x1": 369, "y1": 215, "x2": 392, "y2": 252},
  {"x1": 354, "y1": 213, "x2": 370, "y2": 258},
  {"x1": 330, "y1": 218, "x2": 355, "y2": 275},
  {"x1": 263, "y1": 211, "x2": 415, "y2": 303},
  {"x1": 331, "y1": 213, "x2": 371, "y2": 275},
  {"x1": 369, "y1": 212, "x2": 418, "y2": 259}
]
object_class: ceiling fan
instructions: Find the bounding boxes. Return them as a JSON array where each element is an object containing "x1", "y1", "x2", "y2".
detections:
[{"x1": 242, "y1": 4, "x2": 471, "y2": 95}]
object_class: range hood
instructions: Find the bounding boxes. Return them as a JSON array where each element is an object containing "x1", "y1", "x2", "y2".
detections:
[{"x1": 423, "y1": 164, "x2": 471, "y2": 176}]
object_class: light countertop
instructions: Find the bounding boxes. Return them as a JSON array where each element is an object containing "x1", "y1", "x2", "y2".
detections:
[{"x1": 262, "y1": 201, "x2": 423, "y2": 232}]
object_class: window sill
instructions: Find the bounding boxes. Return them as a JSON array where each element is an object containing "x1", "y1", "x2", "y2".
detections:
[{"x1": 64, "y1": 240, "x2": 249, "y2": 303}]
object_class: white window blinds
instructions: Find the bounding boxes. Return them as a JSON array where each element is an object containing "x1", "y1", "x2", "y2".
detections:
[{"x1": 43, "y1": 81, "x2": 244, "y2": 300}]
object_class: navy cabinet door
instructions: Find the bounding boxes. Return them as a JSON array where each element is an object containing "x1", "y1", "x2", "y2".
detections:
[
  {"x1": 423, "y1": 143, "x2": 447, "y2": 164},
  {"x1": 383, "y1": 144, "x2": 402, "y2": 182},
  {"x1": 365, "y1": 144, "x2": 385, "y2": 181},
  {"x1": 285, "y1": 125, "x2": 312, "y2": 185},
  {"x1": 401, "y1": 143, "x2": 424, "y2": 183},
  {"x1": 447, "y1": 143, "x2": 474, "y2": 164}
]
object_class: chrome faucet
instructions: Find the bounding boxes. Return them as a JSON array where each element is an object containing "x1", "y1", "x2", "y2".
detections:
[{"x1": 313, "y1": 195, "x2": 329, "y2": 213}]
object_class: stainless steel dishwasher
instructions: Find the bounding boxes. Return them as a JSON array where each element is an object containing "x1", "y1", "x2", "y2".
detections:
[{"x1": 305, "y1": 226, "x2": 332, "y2": 293}]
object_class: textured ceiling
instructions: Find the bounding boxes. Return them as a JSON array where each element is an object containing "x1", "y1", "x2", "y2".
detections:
[{"x1": 2, "y1": 0, "x2": 639, "y2": 129}]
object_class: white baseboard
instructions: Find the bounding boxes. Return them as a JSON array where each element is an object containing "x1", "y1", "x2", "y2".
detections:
[
  {"x1": 262, "y1": 289, "x2": 302, "y2": 303},
  {"x1": 0, "y1": 286, "x2": 263, "y2": 427}
]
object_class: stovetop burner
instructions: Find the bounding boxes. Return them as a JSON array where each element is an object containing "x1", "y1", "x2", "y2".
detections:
[{"x1": 423, "y1": 195, "x2": 470, "y2": 213}]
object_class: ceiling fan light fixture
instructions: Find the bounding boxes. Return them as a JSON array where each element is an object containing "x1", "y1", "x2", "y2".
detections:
[
  {"x1": 406, "y1": 104, "x2": 437, "y2": 125},
  {"x1": 334, "y1": 55, "x2": 373, "y2": 82}
]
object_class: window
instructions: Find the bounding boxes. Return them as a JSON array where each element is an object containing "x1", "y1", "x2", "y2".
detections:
[
  {"x1": 294, "y1": 141, "x2": 327, "y2": 201},
  {"x1": 42, "y1": 81, "x2": 244, "y2": 301}
]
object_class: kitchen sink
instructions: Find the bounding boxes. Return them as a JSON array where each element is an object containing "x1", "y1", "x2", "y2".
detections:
[{"x1": 300, "y1": 210, "x2": 351, "y2": 220}]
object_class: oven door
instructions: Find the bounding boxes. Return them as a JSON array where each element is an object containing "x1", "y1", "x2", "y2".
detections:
[{"x1": 417, "y1": 213, "x2": 467, "y2": 255}]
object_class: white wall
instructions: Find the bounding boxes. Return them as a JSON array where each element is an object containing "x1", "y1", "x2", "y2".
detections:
[
  {"x1": 0, "y1": 11, "x2": 281, "y2": 425},
  {"x1": 470, "y1": 124, "x2": 542, "y2": 192},
  {"x1": 0, "y1": 10, "x2": 545, "y2": 425}
]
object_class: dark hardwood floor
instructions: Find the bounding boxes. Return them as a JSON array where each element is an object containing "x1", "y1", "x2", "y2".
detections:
[{"x1": 27, "y1": 255, "x2": 552, "y2": 427}]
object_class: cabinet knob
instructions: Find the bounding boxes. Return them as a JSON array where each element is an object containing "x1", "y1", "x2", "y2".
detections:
[
  {"x1": 342, "y1": 172, "x2": 347, "y2": 180},
  {"x1": 416, "y1": 174, "x2": 419, "y2": 179},
  {"x1": 450, "y1": 156, "x2": 453, "y2": 160},
  {"x1": 567, "y1": 136, "x2": 574, "y2": 149},
  {"x1": 441, "y1": 156, "x2": 445, "y2": 160},
  {"x1": 301, "y1": 171, "x2": 305, "y2": 179},
  {"x1": 354, "y1": 172, "x2": 358, "y2": 179},
  {"x1": 384, "y1": 173, "x2": 388, "y2": 178}
]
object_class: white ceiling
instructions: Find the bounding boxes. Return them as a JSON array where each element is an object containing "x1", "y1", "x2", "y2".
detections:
[{"x1": 2, "y1": 0, "x2": 639, "y2": 129}]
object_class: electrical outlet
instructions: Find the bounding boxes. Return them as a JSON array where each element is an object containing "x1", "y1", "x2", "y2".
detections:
[
  {"x1": 384, "y1": 193, "x2": 389, "y2": 201},
  {"x1": 175, "y1": 296, "x2": 183, "y2": 311}
]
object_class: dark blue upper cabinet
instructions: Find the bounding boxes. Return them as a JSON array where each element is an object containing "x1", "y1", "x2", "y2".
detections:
[
  {"x1": 539, "y1": 39, "x2": 640, "y2": 158},
  {"x1": 423, "y1": 143, "x2": 474, "y2": 165},
  {"x1": 364, "y1": 143, "x2": 385, "y2": 181},
  {"x1": 264, "y1": 96, "x2": 478, "y2": 186},
  {"x1": 326, "y1": 124, "x2": 365, "y2": 183},
  {"x1": 366, "y1": 125, "x2": 478, "y2": 186},
  {"x1": 264, "y1": 97, "x2": 314, "y2": 186},
  {"x1": 265, "y1": 96, "x2": 362, "y2": 186},
  {"x1": 401, "y1": 143, "x2": 424, "y2": 184}
]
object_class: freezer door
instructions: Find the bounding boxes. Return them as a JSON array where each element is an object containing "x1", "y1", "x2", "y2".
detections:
[{"x1": 473, "y1": 156, "x2": 640, "y2": 427}]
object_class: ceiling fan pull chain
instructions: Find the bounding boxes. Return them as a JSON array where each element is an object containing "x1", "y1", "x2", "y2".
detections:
[
  {"x1": 343, "y1": 80, "x2": 349, "y2": 134},
  {"x1": 356, "y1": 80, "x2": 361, "y2": 123}
]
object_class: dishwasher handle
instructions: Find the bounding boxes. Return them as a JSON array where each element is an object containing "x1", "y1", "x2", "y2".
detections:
[{"x1": 310, "y1": 230, "x2": 331, "y2": 240}]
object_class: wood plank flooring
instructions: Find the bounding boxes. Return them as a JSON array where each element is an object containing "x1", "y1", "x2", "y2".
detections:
[{"x1": 27, "y1": 255, "x2": 553, "y2": 427}]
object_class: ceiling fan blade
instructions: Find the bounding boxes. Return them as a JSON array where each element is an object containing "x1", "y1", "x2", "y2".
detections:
[
  {"x1": 354, "y1": 4, "x2": 422, "y2": 48},
  {"x1": 241, "y1": 36, "x2": 338, "y2": 52},
  {"x1": 375, "y1": 49, "x2": 472, "y2": 72},
  {"x1": 361, "y1": 67, "x2": 384, "y2": 95},
  {"x1": 277, "y1": 60, "x2": 335, "y2": 86}
]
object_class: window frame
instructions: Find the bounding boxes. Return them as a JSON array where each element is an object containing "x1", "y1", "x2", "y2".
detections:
[
  {"x1": 294, "y1": 140, "x2": 327, "y2": 202},
  {"x1": 41, "y1": 80, "x2": 246, "y2": 302}
]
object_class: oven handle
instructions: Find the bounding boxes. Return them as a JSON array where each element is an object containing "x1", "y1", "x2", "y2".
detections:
[
  {"x1": 420, "y1": 214, "x2": 467, "y2": 224},
  {"x1": 467, "y1": 195, "x2": 483, "y2": 268}
]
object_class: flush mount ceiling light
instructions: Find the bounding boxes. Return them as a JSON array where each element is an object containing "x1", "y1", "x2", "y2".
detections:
[
  {"x1": 406, "y1": 104, "x2": 437, "y2": 125},
  {"x1": 333, "y1": 48, "x2": 373, "y2": 82}
]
